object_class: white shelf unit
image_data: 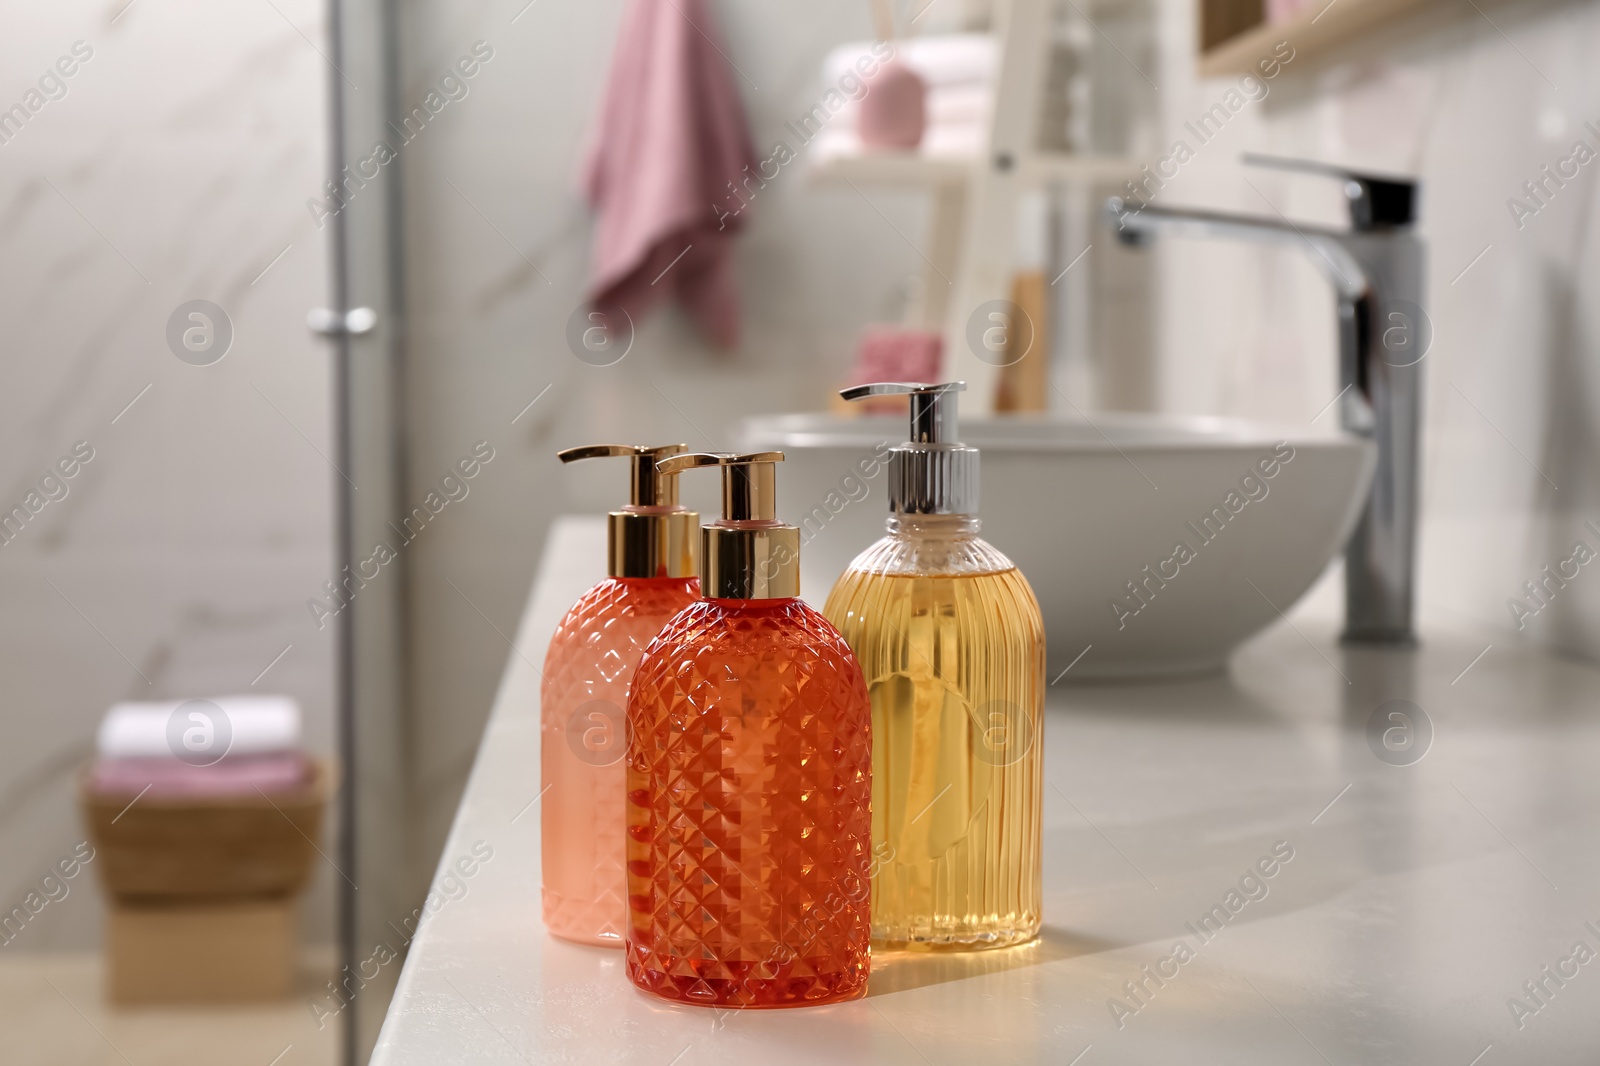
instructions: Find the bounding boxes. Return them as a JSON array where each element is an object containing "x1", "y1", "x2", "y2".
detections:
[
  {"x1": 807, "y1": 151, "x2": 1142, "y2": 188},
  {"x1": 805, "y1": 0, "x2": 1139, "y2": 413}
]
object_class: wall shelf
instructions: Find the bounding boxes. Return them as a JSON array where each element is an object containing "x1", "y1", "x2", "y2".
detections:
[
  {"x1": 806, "y1": 150, "x2": 1138, "y2": 188},
  {"x1": 806, "y1": 151, "x2": 971, "y2": 187},
  {"x1": 1197, "y1": 0, "x2": 1435, "y2": 77}
]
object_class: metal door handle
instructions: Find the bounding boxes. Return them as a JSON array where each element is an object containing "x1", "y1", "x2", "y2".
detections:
[{"x1": 307, "y1": 307, "x2": 378, "y2": 337}]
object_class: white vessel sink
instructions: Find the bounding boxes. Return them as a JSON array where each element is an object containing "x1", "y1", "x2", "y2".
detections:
[{"x1": 737, "y1": 413, "x2": 1375, "y2": 680}]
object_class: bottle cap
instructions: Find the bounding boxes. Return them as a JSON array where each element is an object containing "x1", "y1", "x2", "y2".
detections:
[
  {"x1": 557, "y1": 444, "x2": 698, "y2": 579},
  {"x1": 839, "y1": 381, "x2": 978, "y2": 515},
  {"x1": 655, "y1": 451, "x2": 800, "y2": 600}
]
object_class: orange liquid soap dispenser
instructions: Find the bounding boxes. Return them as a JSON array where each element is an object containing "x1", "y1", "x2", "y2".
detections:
[
  {"x1": 540, "y1": 444, "x2": 701, "y2": 946},
  {"x1": 824, "y1": 382, "x2": 1046, "y2": 951},
  {"x1": 624, "y1": 452, "x2": 874, "y2": 1008}
]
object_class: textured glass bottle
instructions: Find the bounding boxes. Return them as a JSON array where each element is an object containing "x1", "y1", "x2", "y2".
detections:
[
  {"x1": 626, "y1": 452, "x2": 873, "y2": 1007},
  {"x1": 540, "y1": 444, "x2": 698, "y2": 946},
  {"x1": 825, "y1": 516, "x2": 1043, "y2": 949},
  {"x1": 824, "y1": 382, "x2": 1044, "y2": 950},
  {"x1": 542, "y1": 575, "x2": 697, "y2": 944}
]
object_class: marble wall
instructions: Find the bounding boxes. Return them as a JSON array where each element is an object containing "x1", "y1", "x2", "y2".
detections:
[{"x1": 0, "y1": 1, "x2": 336, "y2": 949}]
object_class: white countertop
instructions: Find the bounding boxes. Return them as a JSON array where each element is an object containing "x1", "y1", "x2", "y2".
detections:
[{"x1": 373, "y1": 516, "x2": 1600, "y2": 1065}]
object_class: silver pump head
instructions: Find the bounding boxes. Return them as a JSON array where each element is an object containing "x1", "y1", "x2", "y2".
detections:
[{"x1": 839, "y1": 381, "x2": 979, "y2": 515}]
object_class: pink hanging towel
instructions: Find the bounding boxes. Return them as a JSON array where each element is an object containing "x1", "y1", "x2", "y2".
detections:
[{"x1": 582, "y1": 0, "x2": 758, "y2": 348}]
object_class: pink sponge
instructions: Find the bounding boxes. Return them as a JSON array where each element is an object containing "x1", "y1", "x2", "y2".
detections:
[
  {"x1": 849, "y1": 327, "x2": 942, "y2": 412},
  {"x1": 858, "y1": 59, "x2": 927, "y2": 151}
]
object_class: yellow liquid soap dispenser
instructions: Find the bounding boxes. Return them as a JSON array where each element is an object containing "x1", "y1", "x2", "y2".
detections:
[{"x1": 823, "y1": 382, "x2": 1045, "y2": 950}]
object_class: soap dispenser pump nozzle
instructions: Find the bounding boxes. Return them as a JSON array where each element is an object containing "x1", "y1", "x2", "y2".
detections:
[
  {"x1": 557, "y1": 443, "x2": 698, "y2": 579},
  {"x1": 655, "y1": 451, "x2": 799, "y2": 599},
  {"x1": 839, "y1": 381, "x2": 979, "y2": 515}
]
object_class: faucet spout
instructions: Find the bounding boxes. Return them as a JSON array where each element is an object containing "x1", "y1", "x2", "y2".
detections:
[
  {"x1": 1106, "y1": 198, "x2": 1370, "y2": 302},
  {"x1": 1102, "y1": 158, "x2": 1426, "y2": 645}
]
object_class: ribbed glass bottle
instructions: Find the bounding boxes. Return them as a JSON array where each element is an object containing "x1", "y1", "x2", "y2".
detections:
[{"x1": 824, "y1": 514, "x2": 1044, "y2": 950}]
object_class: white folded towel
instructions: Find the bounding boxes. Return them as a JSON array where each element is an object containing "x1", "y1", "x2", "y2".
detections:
[
  {"x1": 917, "y1": 122, "x2": 988, "y2": 157},
  {"x1": 822, "y1": 33, "x2": 997, "y2": 91},
  {"x1": 833, "y1": 83, "x2": 993, "y2": 130},
  {"x1": 97, "y1": 696, "x2": 302, "y2": 759}
]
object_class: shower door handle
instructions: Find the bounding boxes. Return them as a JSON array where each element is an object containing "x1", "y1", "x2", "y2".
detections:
[{"x1": 307, "y1": 306, "x2": 378, "y2": 337}]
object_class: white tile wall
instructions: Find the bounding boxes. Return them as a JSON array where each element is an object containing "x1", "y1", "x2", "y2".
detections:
[
  {"x1": 1143, "y1": 0, "x2": 1600, "y2": 661},
  {"x1": 392, "y1": 0, "x2": 1600, "y2": 880},
  {"x1": 394, "y1": 0, "x2": 957, "y2": 873}
]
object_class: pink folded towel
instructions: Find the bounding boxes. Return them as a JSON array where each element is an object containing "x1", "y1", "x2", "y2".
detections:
[
  {"x1": 852, "y1": 326, "x2": 943, "y2": 387},
  {"x1": 88, "y1": 753, "x2": 313, "y2": 798},
  {"x1": 582, "y1": 0, "x2": 758, "y2": 348}
]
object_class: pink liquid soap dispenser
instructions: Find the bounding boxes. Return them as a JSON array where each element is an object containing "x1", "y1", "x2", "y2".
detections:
[
  {"x1": 625, "y1": 452, "x2": 874, "y2": 1007},
  {"x1": 540, "y1": 444, "x2": 700, "y2": 946}
]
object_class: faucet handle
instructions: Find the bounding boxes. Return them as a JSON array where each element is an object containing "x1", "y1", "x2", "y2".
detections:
[{"x1": 1242, "y1": 153, "x2": 1417, "y2": 232}]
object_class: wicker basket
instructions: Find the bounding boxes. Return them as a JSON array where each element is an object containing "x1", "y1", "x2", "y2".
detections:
[{"x1": 80, "y1": 758, "x2": 335, "y2": 903}]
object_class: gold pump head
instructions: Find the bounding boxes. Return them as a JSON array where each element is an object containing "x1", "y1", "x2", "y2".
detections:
[
  {"x1": 655, "y1": 451, "x2": 799, "y2": 600},
  {"x1": 839, "y1": 381, "x2": 979, "y2": 515},
  {"x1": 557, "y1": 444, "x2": 698, "y2": 579}
]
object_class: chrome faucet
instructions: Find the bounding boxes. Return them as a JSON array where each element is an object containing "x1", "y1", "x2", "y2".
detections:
[{"x1": 1105, "y1": 155, "x2": 1425, "y2": 644}]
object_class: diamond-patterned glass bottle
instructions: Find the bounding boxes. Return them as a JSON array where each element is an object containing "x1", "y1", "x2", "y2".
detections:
[
  {"x1": 625, "y1": 451, "x2": 873, "y2": 1008},
  {"x1": 541, "y1": 444, "x2": 699, "y2": 947},
  {"x1": 542, "y1": 575, "x2": 698, "y2": 945},
  {"x1": 625, "y1": 598, "x2": 873, "y2": 1006}
]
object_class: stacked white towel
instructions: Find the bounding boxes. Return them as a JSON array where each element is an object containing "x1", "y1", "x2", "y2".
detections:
[
  {"x1": 90, "y1": 696, "x2": 311, "y2": 797},
  {"x1": 97, "y1": 696, "x2": 301, "y2": 758},
  {"x1": 812, "y1": 34, "x2": 998, "y2": 160}
]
